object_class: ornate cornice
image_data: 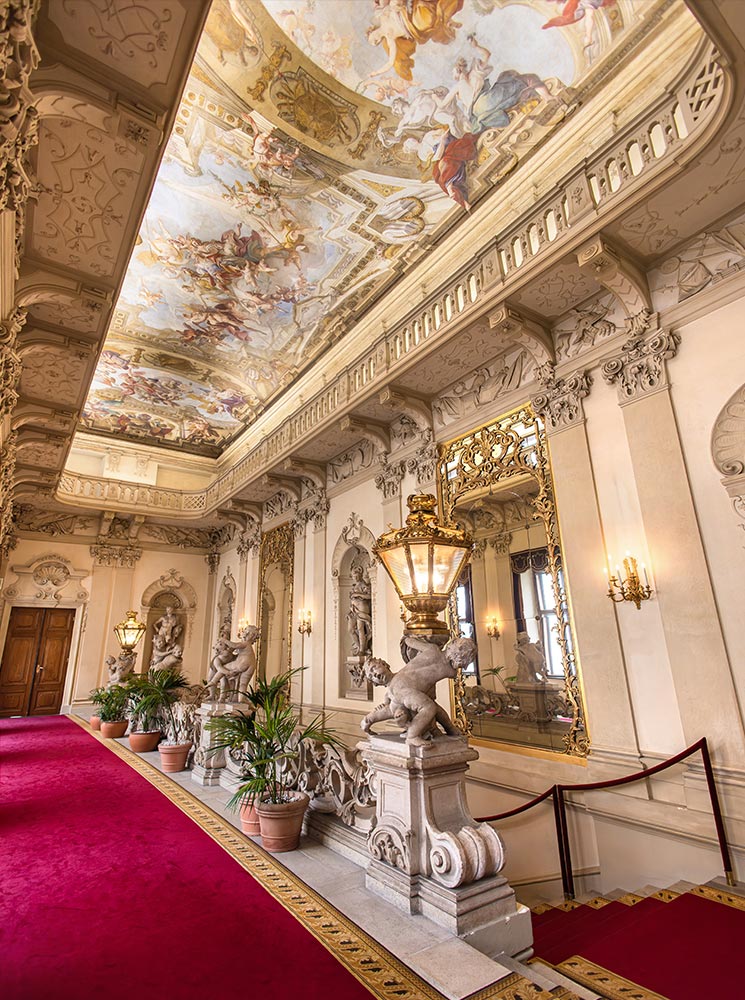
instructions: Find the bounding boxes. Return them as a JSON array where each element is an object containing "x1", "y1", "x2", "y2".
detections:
[
  {"x1": 237, "y1": 522, "x2": 261, "y2": 561},
  {"x1": 532, "y1": 365, "x2": 592, "y2": 432},
  {"x1": 601, "y1": 330, "x2": 680, "y2": 401}
]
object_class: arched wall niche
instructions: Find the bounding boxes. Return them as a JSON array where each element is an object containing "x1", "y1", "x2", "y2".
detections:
[
  {"x1": 256, "y1": 523, "x2": 294, "y2": 682},
  {"x1": 140, "y1": 569, "x2": 197, "y2": 669},
  {"x1": 331, "y1": 513, "x2": 377, "y2": 701},
  {"x1": 711, "y1": 382, "x2": 745, "y2": 535}
]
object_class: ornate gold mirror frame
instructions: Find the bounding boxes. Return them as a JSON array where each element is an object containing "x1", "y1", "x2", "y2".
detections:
[
  {"x1": 256, "y1": 522, "x2": 295, "y2": 679},
  {"x1": 438, "y1": 403, "x2": 589, "y2": 758}
]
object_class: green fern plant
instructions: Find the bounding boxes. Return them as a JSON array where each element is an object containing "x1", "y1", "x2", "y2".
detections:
[{"x1": 96, "y1": 684, "x2": 129, "y2": 723}]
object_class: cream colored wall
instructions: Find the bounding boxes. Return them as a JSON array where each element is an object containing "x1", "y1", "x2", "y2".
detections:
[{"x1": 0, "y1": 537, "x2": 213, "y2": 706}]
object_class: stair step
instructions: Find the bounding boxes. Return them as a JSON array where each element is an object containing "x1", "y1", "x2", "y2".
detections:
[
  {"x1": 534, "y1": 898, "x2": 667, "y2": 965},
  {"x1": 708, "y1": 876, "x2": 745, "y2": 898},
  {"x1": 527, "y1": 959, "x2": 603, "y2": 1000}
]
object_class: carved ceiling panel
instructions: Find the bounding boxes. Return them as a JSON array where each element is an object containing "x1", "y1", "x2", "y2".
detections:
[
  {"x1": 510, "y1": 260, "x2": 601, "y2": 318},
  {"x1": 19, "y1": 343, "x2": 92, "y2": 407},
  {"x1": 26, "y1": 295, "x2": 104, "y2": 335},
  {"x1": 77, "y1": 0, "x2": 652, "y2": 455},
  {"x1": 29, "y1": 104, "x2": 146, "y2": 278}
]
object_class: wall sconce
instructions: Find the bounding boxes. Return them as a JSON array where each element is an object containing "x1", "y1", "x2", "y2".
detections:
[
  {"x1": 298, "y1": 609, "x2": 312, "y2": 635},
  {"x1": 486, "y1": 616, "x2": 501, "y2": 639},
  {"x1": 237, "y1": 617, "x2": 251, "y2": 640},
  {"x1": 605, "y1": 553, "x2": 652, "y2": 610}
]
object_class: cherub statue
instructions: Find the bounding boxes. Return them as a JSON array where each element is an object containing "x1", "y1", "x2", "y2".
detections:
[
  {"x1": 150, "y1": 638, "x2": 183, "y2": 671},
  {"x1": 205, "y1": 626, "x2": 259, "y2": 703},
  {"x1": 106, "y1": 650, "x2": 136, "y2": 687},
  {"x1": 513, "y1": 632, "x2": 549, "y2": 685},
  {"x1": 361, "y1": 635, "x2": 476, "y2": 746}
]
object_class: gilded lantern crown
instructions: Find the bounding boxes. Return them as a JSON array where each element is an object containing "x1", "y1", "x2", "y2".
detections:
[{"x1": 374, "y1": 493, "x2": 473, "y2": 636}]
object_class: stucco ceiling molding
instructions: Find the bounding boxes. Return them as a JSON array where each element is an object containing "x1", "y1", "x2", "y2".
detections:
[{"x1": 712, "y1": 383, "x2": 745, "y2": 477}]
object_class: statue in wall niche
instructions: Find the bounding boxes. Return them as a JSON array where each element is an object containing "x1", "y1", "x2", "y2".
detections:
[
  {"x1": 205, "y1": 626, "x2": 260, "y2": 702},
  {"x1": 106, "y1": 650, "x2": 136, "y2": 687},
  {"x1": 153, "y1": 605, "x2": 183, "y2": 647},
  {"x1": 150, "y1": 637, "x2": 184, "y2": 671},
  {"x1": 347, "y1": 565, "x2": 372, "y2": 657},
  {"x1": 361, "y1": 636, "x2": 475, "y2": 746},
  {"x1": 513, "y1": 632, "x2": 549, "y2": 685}
]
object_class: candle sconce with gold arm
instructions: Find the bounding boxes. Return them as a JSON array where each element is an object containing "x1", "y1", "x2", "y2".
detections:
[{"x1": 605, "y1": 554, "x2": 652, "y2": 610}]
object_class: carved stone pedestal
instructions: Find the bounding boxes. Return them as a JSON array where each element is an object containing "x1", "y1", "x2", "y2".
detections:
[
  {"x1": 509, "y1": 682, "x2": 550, "y2": 725},
  {"x1": 191, "y1": 701, "x2": 241, "y2": 787},
  {"x1": 361, "y1": 733, "x2": 532, "y2": 960}
]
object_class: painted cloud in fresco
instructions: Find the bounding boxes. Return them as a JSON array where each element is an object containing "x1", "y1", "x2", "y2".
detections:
[{"x1": 81, "y1": 0, "x2": 629, "y2": 455}]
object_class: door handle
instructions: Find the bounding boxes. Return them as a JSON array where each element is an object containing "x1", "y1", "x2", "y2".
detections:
[{"x1": 36, "y1": 664, "x2": 45, "y2": 675}]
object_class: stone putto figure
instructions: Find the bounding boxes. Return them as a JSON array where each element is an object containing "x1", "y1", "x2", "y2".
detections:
[
  {"x1": 150, "y1": 637, "x2": 184, "y2": 671},
  {"x1": 346, "y1": 564, "x2": 372, "y2": 657},
  {"x1": 205, "y1": 625, "x2": 260, "y2": 702},
  {"x1": 106, "y1": 650, "x2": 136, "y2": 687},
  {"x1": 361, "y1": 635, "x2": 476, "y2": 746},
  {"x1": 513, "y1": 632, "x2": 549, "y2": 684}
]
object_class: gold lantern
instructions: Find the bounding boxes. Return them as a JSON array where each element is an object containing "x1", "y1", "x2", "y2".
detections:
[
  {"x1": 374, "y1": 493, "x2": 473, "y2": 637},
  {"x1": 113, "y1": 610, "x2": 147, "y2": 652}
]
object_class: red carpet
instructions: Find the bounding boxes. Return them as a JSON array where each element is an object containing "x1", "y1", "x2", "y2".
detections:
[
  {"x1": 533, "y1": 891, "x2": 745, "y2": 998},
  {"x1": 0, "y1": 716, "x2": 392, "y2": 1000}
]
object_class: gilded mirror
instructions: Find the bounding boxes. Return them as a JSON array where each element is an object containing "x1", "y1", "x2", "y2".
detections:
[
  {"x1": 439, "y1": 404, "x2": 589, "y2": 757},
  {"x1": 256, "y1": 522, "x2": 294, "y2": 681}
]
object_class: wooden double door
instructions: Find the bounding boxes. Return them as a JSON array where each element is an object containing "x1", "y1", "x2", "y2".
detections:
[{"x1": 0, "y1": 607, "x2": 76, "y2": 717}]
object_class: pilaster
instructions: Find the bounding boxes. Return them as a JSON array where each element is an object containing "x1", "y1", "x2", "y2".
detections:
[
  {"x1": 532, "y1": 367, "x2": 640, "y2": 757},
  {"x1": 602, "y1": 332, "x2": 745, "y2": 766}
]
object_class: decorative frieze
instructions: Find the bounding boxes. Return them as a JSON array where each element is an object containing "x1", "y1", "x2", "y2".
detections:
[
  {"x1": 531, "y1": 365, "x2": 592, "y2": 432},
  {"x1": 328, "y1": 438, "x2": 377, "y2": 484},
  {"x1": 374, "y1": 458, "x2": 405, "y2": 500},
  {"x1": 13, "y1": 504, "x2": 94, "y2": 536},
  {"x1": 601, "y1": 331, "x2": 680, "y2": 400},
  {"x1": 89, "y1": 543, "x2": 142, "y2": 568}
]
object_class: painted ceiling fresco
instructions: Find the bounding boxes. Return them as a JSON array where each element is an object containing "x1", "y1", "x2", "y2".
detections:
[{"x1": 81, "y1": 0, "x2": 643, "y2": 455}]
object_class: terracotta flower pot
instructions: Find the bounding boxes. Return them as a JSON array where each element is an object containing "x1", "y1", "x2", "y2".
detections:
[
  {"x1": 239, "y1": 800, "x2": 261, "y2": 836},
  {"x1": 158, "y1": 742, "x2": 192, "y2": 772},
  {"x1": 128, "y1": 730, "x2": 162, "y2": 753},
  {"x1": 89, "y1": 715, "x2": 101, "y2": 731},
  {"x1": 257, "y1": 792, "x2": 309, "y2": 853},
  {"x1": 100, "y1": 720, "x2": 128, "y2": 739}
]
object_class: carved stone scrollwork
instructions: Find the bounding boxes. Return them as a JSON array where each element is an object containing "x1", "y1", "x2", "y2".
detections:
[
  {"x1": 489, "y1": 531, "x2": 513, "y2": 554},
  {"x1": 0, "y1": 432, "x2": 18, "y2": 555},
  {"x1": 405, "y1": 429, "x2": 439, "y2": 487},
  {"x1": 374, "y1": 458, "x2": 405, "y2": 500},
  {"x1": 428, "y1": 824, "x2": 504, "y2": 890},
  {"x1": 237, "y1": 521, "x2": 261, "y2": 561},
  {"x1": 0, "y1": 308, "x2": 26, "y2": 417},
  {"x1": 601, "y1": 330, "x2": 680, "y2": 400},
  {"x1": 293, "y1": 486, "x2": 329, "y2": 537},
  {"x1": 1, "y1": 0, "x2": 40, "y2": 273},
  {"x1": 89, "y1": 543, "x2": 142, "y2": 568},
  {"x1": 369, "y1": 826, "x2": 410, "y2": 872},
  {"x1": 531, "y1": 365, "x2": 592, "y2": 432},
  {"x1": 287, "y1": 739, "x2": 377, "y2": 830}
]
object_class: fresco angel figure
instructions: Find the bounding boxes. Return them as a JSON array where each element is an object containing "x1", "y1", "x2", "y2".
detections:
[
  {"x1": 361, "y1": 0, "x2": 465, "y2": 87},
  {"x1": 542, "y1": 0, "x2": 617, "y2": 51}
]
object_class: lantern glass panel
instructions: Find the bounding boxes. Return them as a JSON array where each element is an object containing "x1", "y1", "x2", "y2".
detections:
[
  {"x1": 408, "y1": 542, "x2": 430, "y2": 594},
  {"x1": 433, "y1": 545, "x2": 467, "y2": 595},
  {"x1": 379, "y1": 547, "x2": 413, "y2": 596}
]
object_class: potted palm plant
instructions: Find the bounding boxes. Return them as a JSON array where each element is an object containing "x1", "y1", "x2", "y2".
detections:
[
  {"x1": 97, "y1": 684, "x2": 130, "y2": 738},
  {"x1": 207, "y1": 669, "x2": 341, "y2": 852},
  {"x1": 125, "y1": 673, "x2": 163, "y2": 752},
  {"x1": 134, "y1": 666, "x2": 191, "y2": 771},
  {"x1": 89, "y1": 686, "x2": 106, "y2": 731}
]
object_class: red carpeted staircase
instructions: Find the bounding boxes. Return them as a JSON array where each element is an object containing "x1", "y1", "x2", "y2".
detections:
[{"x1": 529, "y1": 882, "x2": 745, "y2": 999}]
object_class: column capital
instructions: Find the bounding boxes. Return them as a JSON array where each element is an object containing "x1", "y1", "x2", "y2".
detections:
[
  {"x1": 531, "y1": 364, "x2": 592, "y2": 432},
  {"x1": 601, "y1": 330, "x2": 680, "y2": 401}
]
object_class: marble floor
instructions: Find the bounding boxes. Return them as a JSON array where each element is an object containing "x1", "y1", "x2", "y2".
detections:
[{"x1": 78, "y1": 715, "x2": 525, "y2": 1000}]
